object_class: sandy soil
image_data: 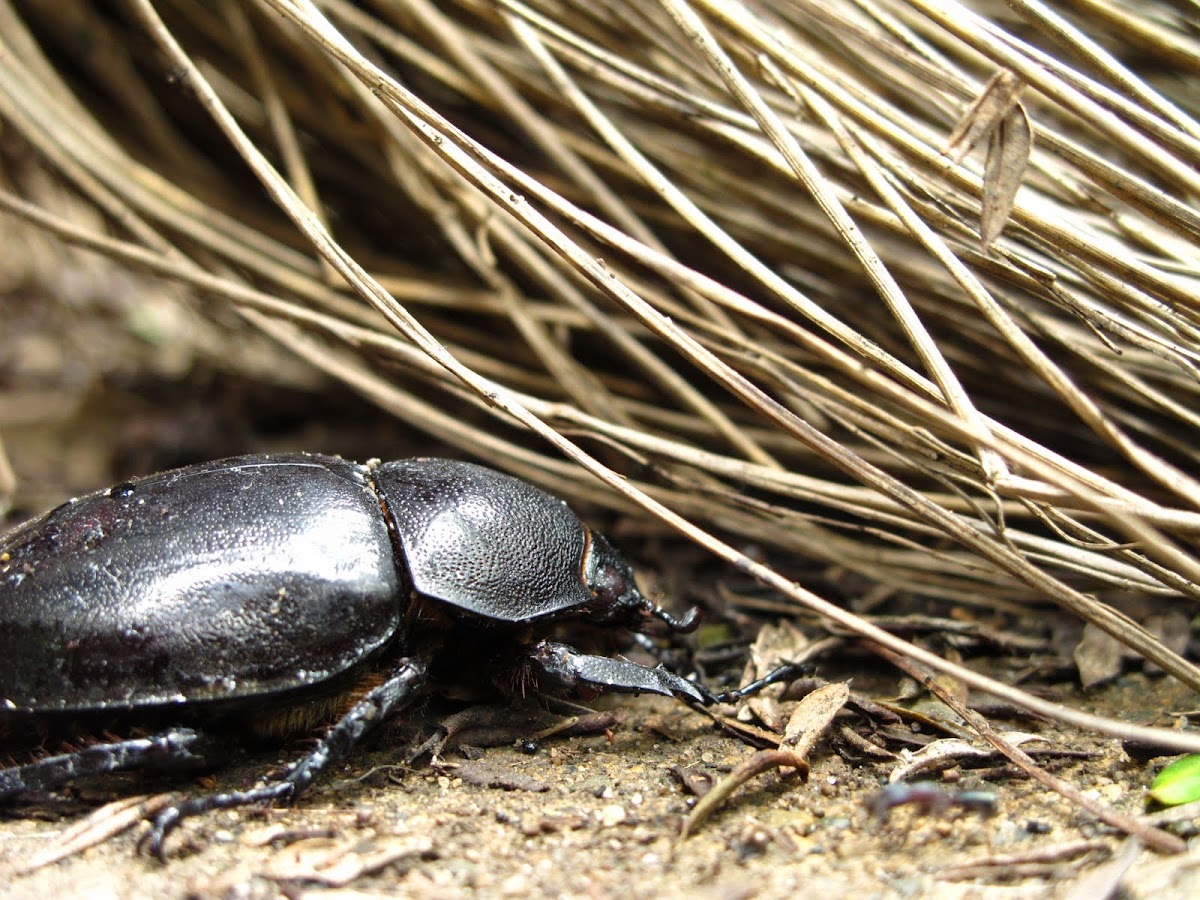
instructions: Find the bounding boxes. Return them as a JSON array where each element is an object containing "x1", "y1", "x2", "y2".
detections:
[{"x1": 2, "y1": 672, "x2": 1199, "y2": 899}]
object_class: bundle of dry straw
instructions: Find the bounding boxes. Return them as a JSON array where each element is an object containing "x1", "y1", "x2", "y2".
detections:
[{"x1": 0, "y1": 0, "x2": 1197, "y2": 750}]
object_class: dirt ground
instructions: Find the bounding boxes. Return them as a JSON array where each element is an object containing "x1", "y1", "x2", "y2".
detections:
[{"x1": 1, "y1": 676, "x2": 1199, "y2": 899}]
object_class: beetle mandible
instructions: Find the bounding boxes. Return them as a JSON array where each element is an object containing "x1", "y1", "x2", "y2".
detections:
[{"x1": 0, "y1": 453, "x2": 797, "y2": 855}]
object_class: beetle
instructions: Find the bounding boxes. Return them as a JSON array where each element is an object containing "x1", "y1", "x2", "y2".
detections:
[{"x1": 0, "y1": 453, "x2": 797, "y2": 856}]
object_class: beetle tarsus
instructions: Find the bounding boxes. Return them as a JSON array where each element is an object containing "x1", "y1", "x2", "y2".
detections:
[
  {"x1": 142, "y1": 780, "x2": 296, "y2": 860},
  {"x1": 708, "y1": 662, "x2": 810, "y2": 704}
]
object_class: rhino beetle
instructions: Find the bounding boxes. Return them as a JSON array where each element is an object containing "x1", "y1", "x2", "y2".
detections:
[{"x1": 0, "y1": 453, "x2": 798, "y2": 856}]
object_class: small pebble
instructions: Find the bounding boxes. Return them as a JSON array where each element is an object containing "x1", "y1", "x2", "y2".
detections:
[{"x1": 599, "y1": 804, "x2": 627, "y2": 827}]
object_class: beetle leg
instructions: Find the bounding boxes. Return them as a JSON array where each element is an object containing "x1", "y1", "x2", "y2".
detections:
[
  {"x1": 143, "y1": 656, "x2": 429, "y2": 859},
  {"x1": 629, "y1": 631, "x2": 702, "y2": 684},
  {"x1": 0, "y1": 727, "x2": 216, "y2": 801},
  {"x1": 530, "y1": 640, "x2": 716, "y2": 705},
  {"x1": 709, "y1": 661, "x2": 810, "y2": 703},
  {"x1": 630, "y1": 631, "x2": 674, "y2": 661},
  {"x1": 530, "y1": 640, "x2": 806, "y2": 707}
]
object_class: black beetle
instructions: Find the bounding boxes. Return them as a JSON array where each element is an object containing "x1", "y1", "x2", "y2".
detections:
[{"x1": 0, "y1": 453, "x2": 796, "y2": 855}]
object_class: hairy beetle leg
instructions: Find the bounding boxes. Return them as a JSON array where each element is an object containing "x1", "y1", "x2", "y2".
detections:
[
  {"x1": 0, "y1": 727, "x2": 217, "y2": 801},
  {"x1": 142, "y1": 657, "x2": 429, "y2": 859}
]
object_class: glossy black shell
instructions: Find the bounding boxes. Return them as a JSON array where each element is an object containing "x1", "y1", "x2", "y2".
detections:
[
  {"x1": 0, "y1": 455, "x2": 401, "y2": 713},
  {"x1": 0, "y1": 454, "x2": 599, "y2": 715},
  {"x1": 374, "y1": 459, "x2": 592, "y2": 622}
]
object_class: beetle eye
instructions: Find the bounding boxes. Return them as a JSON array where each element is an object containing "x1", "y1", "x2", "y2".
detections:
[
  {"x1": 592, "y1": 563, "x2": 628, "y2": 605},
  {"x1": 584, "y1": 532, "x2": 653, "y2": 627}
]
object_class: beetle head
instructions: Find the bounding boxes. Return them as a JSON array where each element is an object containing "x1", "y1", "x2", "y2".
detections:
[{"x1": 584, "y1": 532, "x2": 701, "y2": 634}]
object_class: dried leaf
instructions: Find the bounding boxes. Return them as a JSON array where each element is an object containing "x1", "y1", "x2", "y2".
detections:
[
  {"x1": 262, "y1": 834, "x2": 434, "y2": 886},
  {"x1": 838, "y1": 725, "x2": 898, "y2": 760},
  {"x1": 747, "y1": 621, "x2": 811, "y2": 684},
  {"x1": 946, "y1": 70, "x2": 1026, "y2": 160},
  {"x1": 452, "y1": 759, "x2": 549, "y2": 793},
  {"x1": 1075, "y1": 622, "x2": 1130, "y2": 688},
  {"x1": 889, "y1": 732, "x2": 1046, "y2": 782},
  {"x1": 981, "y1": 102, "x2": 1033, "y2": 249},
  {"x1": 781, "y1": 681, "x2": 850, "y2": 760},
  {"x1": 746, "y1": 695, "x2": 784, "y2": 732}
]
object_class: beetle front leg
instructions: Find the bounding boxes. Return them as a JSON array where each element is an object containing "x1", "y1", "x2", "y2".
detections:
[
  {"x1": 0, "y1": 728, "x2": 217, "y2": 801},
  {"x1": 528, "y1": 641, "x2": 805, "y2": 707},
  {"x1": 529, "y1": 641, "x2": 717, "y2": 705},
  {"x1": 144, "y1": 656, "x2": 430, "y2": 859}
]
